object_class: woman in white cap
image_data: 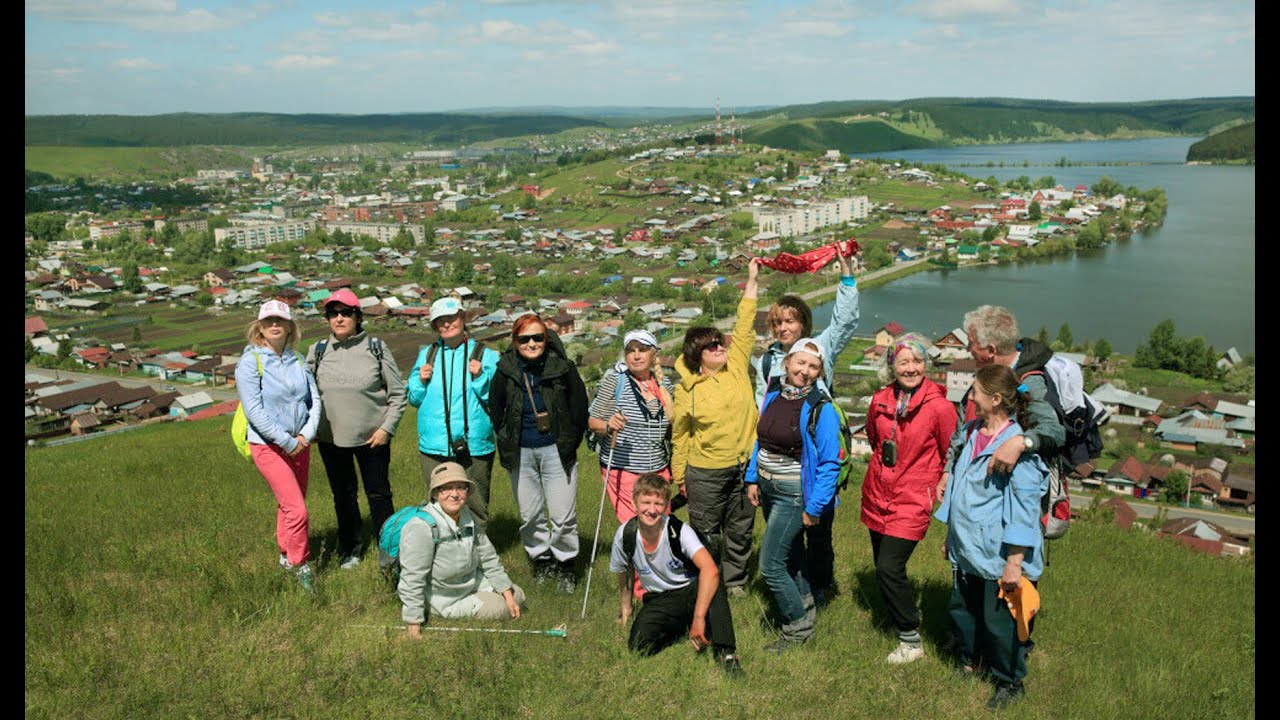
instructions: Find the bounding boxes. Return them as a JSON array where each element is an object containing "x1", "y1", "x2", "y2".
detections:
[
  {"x1": 406, "y1": 296, "x2": 500, "y2": 525},
  {"x1": 743, "y1": 337, "x2": 842, "y2": 653},
  {"x1": 236, "y1": 299, "x2": 321, "y2": 592},
  {"x1": 398, "y1": 462, "x2": 526, "y2": 636},
  {"x1": 305, "y1": 288, "x2": 407, "y2": 570},
  {"x1": 488, "y1": 313, "x2": 589, "y2": 594}
]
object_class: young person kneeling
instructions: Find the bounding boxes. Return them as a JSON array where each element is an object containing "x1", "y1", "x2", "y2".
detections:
[{"x1": 609, "y1": 473, "x2": 744, "y2": 677}]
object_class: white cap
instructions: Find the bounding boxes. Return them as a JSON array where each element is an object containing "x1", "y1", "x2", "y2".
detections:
[
  {"x1": 429, "y1": 297, "x2": 464, "y2": 323},
  {"x1": 258, "y1": 299, "x2": 293, "y2": 321},
  {"x1": 785, "y1": 337, "x2": 824, "y2": 362},
  {"x1": 623, "y1": 330, "x2": 659, "y2": 349}
]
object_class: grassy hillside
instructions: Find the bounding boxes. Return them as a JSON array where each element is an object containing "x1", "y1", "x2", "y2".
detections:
[
  {"x1": 26, "y1": 413, "x2": 1254, "y2": 718},
  {"x1": 745, "y1": 118, "x2": 939, "y2": 154},
  {"x1": 1186, "y1": 121, "x2": 1255, "y2": 163}
]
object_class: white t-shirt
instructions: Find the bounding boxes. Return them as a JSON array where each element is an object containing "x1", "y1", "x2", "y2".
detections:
[{"x1": 609, "y1": 517, "x2": 704, "y2": 593}]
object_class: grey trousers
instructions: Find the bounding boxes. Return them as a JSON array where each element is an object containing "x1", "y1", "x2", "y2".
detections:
[
  {"x1": 512, "y1": 445, "x2": 579, "y2": 563},
  {"x1": 419, "y1": 451, "x2": 495, "y2": 526},
  {"x1": 684, "y1": 463, "x2": 755, "y2": 588},
  {"x1": 474, "y1": 584, "x2": 528, "y2": 620}
]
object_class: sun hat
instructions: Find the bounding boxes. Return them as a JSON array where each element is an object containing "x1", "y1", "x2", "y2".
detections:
[
  {"x1": 429, "y1": 462, "x2": 476, "y2": 497},
  {"x1": 623, "y1": 330, "x2": 659, "y2": 349},
  {"x1": 323, "y1": 288, "x2": 361, "y2": 309},
  {"x1": 258, "y1": 299, "x2": 293, "y2": 322},
  {"x1": 430, "y1": 297, "x2": 464, "y2": 323},
  {"x1": 998, "y1": 576, "x2": 1041, "y2": 642},
  {"x1": 785, "y1": 336, "x2": 824, "y2": 362}
]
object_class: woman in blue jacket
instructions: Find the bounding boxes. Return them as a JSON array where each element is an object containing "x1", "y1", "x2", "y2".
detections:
[
  {"x1": 935, "y1": 364, "x2": 1049, "y2": 710},
  {"x1": 744, "y1": 338, "x2": 842, "y2": 654},
  {"x1": 236, "y1": 299, "x2": 321, "y2": 592},
  {"x1": 406, "y1": 297, "x2": 500, "y2": 525}
]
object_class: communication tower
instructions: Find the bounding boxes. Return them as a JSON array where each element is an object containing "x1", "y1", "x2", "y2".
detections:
[{"x1": 715, "y1": 96, "x2": 722, "y2": 145}]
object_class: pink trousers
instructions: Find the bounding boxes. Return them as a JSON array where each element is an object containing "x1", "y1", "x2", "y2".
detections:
[{"x1": 252, "y1": 443, "x2": 312, "y2": 567}]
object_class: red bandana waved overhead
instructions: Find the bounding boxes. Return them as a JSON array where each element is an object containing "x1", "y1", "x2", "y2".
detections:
[{"x1": 757, "y1": 239, "x2": 861, "y2": 274}]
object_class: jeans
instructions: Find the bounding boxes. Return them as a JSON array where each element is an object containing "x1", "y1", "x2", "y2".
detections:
[
  {"x1": 317, "y1": 441, "x2": 393, "y2": 556},
  {"x1": 420, "y1": 451, "x2": 495, "y2": 526},
  {"x1": 758, "y1": 472, "x2": 812, "y2": 629},
  {"x1": 512, "y1": 445, "x2": 579, "y2": 563}
]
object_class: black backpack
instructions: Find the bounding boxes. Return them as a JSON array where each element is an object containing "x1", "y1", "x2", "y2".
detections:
[
  {"x1": 620, "y1": 515, "x2": 704, "y2": 573},
  {"x1": 310, "y1": 336, "x2": 388, "y2": 390}
]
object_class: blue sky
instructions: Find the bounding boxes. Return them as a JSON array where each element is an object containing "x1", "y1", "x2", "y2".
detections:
[{"x1": 26, "y1": 0, "x2": 1255, "y2": 116}]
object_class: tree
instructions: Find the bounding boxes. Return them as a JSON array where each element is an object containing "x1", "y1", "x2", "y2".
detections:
[
  {"x1": 1221, "y1": 364, "x2": 1254, "y2": 395},
  {"x1": 1056, "y1": 323, "x2": 1074, "y2": 351},
  {"x1": 1134, "y1": 319, "x2": 1180, "y2": 370},
  {"x1": 57, "y1": 337, "x2": 73, "y2": 361},
  {"x1": 622, "y1": 311, "x2": 646, "y2": 333},
  {"x1": 1027, "y1": 201, "x2": 1042, "y2": 221},
  {"x1": 1093, "y1": 337, "x2": 1112, "y2": 362},
  {"x1": 599, "y1": 258, "x2": 621, "y2": 276},
  {"x1": 25, "y1": 335, "x2": 37, "y2": 362},
  {"x1": 1160, "y1": 470, "x2": 1190, "y2": 506},
  {"x1": 450, "y1": 255, "x2": 474, "y2": 284},
  {"x1": 132, "y1": 326, "x2": 142, "y2": 344},
  {"x1": 121, "y1": 264, "x2": 143, "y2": 293},
  {"x1": 392, "y1": 228, "x2": 414, "y2": 252},
  {"x1": 491, "y1": 254, "x2": 518, "y2": 285},
  {"x1": 1092, "y1": 176, "x2": 1123, "y2": 198},
  {"x1": 1036, "y1": 326, "x2": 1051, "y2": 345},
  {"x1": 26, "y1": 212, "x2": 66, "y2": 244},
  {"x1": 1075, "y1": 219, "x2": 1105, "y2": 249}
]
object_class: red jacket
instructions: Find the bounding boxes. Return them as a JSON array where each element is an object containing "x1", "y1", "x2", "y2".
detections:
[{"x1": 859, "y1": 379, "x2": 957, "y2": 541}]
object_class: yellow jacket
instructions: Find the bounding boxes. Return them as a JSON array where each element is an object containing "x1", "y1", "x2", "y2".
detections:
[{"x1": 671, "y1": 293, "x2": 759, "y2": 482}]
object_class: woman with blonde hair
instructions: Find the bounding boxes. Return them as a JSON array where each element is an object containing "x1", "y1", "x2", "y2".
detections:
[
  {"x1": 860, "y1": 332, "x2": 957, "y2": 663},
  {"x1": 236, "y1": 299, "x2": 321, "y2": 592}
]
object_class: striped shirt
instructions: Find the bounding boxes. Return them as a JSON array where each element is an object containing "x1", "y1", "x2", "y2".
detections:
[{"x1": 589, "y1": 369, "x2": 672, "y2": 473}]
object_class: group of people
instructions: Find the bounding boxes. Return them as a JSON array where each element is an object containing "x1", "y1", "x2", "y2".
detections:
[{"x1": 236, "y1": 255, "x2": 1055, "y2": 708}]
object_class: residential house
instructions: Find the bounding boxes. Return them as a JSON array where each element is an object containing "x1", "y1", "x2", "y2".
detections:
[
  {"x1": 873, "y1": 322, "x2": 906, "y2": 347},
  {"x1": 1218, "y1": 465, "x2": 1255, "y2": 513},
  {"x1": 34, "y1": 291, "x2": 68, "y2": 312},
  {"x1": 1158, "y1": 518, "x2": 1251, "y2": 558},
  {"x1": 70, "y1": 412, "x2": 101, "y2": 436},
  {"x1": 204, "y1": 270, "x2": 235, "y2": 287},
  {"x1": 1154, "y1": 411, "x2": 1246, "y2": 451},
  {"x1": 25, "y1": 316, "x2": 49, "y2": 338},
  {"x1": 170, "y1": 391, "x2": 215, "y2": 418},
  {"x1": 1089, "y1": 383, "x2": 1164, "y2": 425}
]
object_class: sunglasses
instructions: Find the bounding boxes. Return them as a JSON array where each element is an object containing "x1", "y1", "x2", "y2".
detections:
[
  {"x1": 325, "y1": 307, "x2": 357, "y2": 318},
  {"x1": 517, "y1": 333, "x2": 546, "y2": 345},
  {"x1": 702, "y1": 340, "x2": 725, "y2": 352}
]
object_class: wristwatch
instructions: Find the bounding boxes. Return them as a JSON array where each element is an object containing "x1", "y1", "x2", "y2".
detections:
[{"x1": 1022, "y1": 435, "x2": 1035, "y2": 452}]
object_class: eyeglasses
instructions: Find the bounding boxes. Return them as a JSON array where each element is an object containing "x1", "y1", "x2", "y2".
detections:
[
  {"x1": 625, "y1": 343, "x2": 654, "y2": 354},
  {"x1": 517, "y1": 333, "x2": 546, "y2": 345},
  {"x1": 325, "y1": 307, "x2": 357, "y2": 318},
  {"x1": 437, "y1": 484, "x2": 469, "y2": 496}
]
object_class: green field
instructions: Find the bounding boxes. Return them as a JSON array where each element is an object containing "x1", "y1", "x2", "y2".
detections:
[{"x1": 26, "y1": 412, "x2": 1254, "y2": 718}]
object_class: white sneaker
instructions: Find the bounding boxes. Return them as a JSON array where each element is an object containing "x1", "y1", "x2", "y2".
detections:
[
  {"x1": 340, "y1": 554, "x2": 361, "y2": 570},
  {"x1": 886, "y1": 642, "x2": 925, "y2": 665},
  {"x1": 279, "y1": 553, "x2": 294, "y2": 571}
]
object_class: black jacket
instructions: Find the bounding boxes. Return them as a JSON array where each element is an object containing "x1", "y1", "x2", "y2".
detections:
[{"x1": 489, "y1": 329, "x2": 589, "y2": 474}]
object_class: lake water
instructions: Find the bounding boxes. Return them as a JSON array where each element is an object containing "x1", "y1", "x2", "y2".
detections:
[{"x1": 813, "y1": 138, "x2": 1255, "y2": 355}]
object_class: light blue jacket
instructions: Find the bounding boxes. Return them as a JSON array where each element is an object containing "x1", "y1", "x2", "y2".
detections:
[
  {"x1": 235, "y1": 344, "x2": 321, "y2": 454},
  {"x1": 935, "y1": 419, "x2": 1049, "y2": 582},
  {"x1": 406, "y1": 338, "x2": 499, "y2": 456},
  {"x1": 754, "y1": 276, "x2": 859, "y2": 407},
  {"x1": 744, "y1": 387, "x2": 842, "y2": 518}
]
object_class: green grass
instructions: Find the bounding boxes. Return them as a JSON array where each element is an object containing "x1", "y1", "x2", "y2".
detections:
[{"x1": 26, "y1": 409, "x2": 1254, "y2": 718}]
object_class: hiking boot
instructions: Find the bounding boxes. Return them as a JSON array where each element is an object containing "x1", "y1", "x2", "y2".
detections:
[
  {"x1": 296, "y1": 564, "x2": 316, "y2": 594},
  {"x1": 886, "y1": 642, "x2": 925, "y2": 665},
  {"x1": 532, "y1": 557, "x2": 556, "y2": 586},
  {"x1": 717, "y1": 652, "x2": 745, "y2": 679},
  {"x1": 556, "y1": 561, "x2": 577, "y2": 595},
  {"x1": 986, "y1": 681, "x2": 1025, "y2": 710},
  {"x1": 762, "y1": 635, "x2": 810, "y2": 655},
  {"x1": 279, "y1": 553, "x2": 294, "y2": 571}
]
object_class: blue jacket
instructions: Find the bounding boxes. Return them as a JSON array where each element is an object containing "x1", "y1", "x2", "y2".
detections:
[
  {"x1": 744, "y1": 387, "x2": 842, "y2": 517},
  {"x1": 235, "y1": 344, "x2": 320, "y2": 454},
  {"x1": 406, "y1": 338, "x2": 499, "y2": 457},
  {"x1": 754, "y1": 276, "x2": 859, "y2": 408},
  {"x1": 935, "y1": 419, "x2": 1049, "y2": 581}
]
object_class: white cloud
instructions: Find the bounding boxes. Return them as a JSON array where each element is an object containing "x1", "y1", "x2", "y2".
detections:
[
  {"x1": 65, "y1": 41, "x2": 128, "y2": 51},
  {"x1": 270, "y1": 54, "x2": 338, "y2": 71},
  {"x1": 349, "y1": 22, "x2": 436, "y2": 42},
  {"x1": 413, "y1": 2, "x2": 454, "y2": 20},
  {"x1": 780, "y1": 20, "x2": 851, "y2": 38},
  {"x1": 28, "y1": 0, "x2": 253, "y2": 32},
  {"x1": 909, "y1": 0, "x2": 1023, "y2": 21},
  {"x1": 224, "y1": 63, "x2": 254, "y2": 74},
  {"x1": 567, "y1": 39, "x2": 617, "y2": 57},
  {"x1": 313, "y1": 12, "x2": 351, "y2": 28},
  {"x1": 480, "y1": 19, "x2": 525, "y2": 40},
  {"x1": 116, "y1": 57, "x2": 165, "y2": 70}
]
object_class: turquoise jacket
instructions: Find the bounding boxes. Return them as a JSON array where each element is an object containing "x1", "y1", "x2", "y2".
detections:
[
  {"x1": 406, "y1": 338, "x2": 499, "y2": 457},
  {"x1": 935, "y1": 419, "x2": 1049, "y2": 582}
]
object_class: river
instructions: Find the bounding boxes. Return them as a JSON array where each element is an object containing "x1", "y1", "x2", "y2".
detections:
[{"x1": 813, "y1": 138, "x2": 1255, "y2": 355}]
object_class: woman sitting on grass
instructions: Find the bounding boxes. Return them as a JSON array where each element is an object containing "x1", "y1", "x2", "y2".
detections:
[
  {"x1": 934, "y1": 364, "x2": 1049, "y2": 710},
  {"x1": 398, "y1": 462, "x2": 526, "y2": 638}
]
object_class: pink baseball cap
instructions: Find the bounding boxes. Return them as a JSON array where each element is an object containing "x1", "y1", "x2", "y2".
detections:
[
  {"x1": 258, "y1": 299, "x2": 293, "y2": 321},
  {"x1": 324, "y1": 288, "x2": 360, "y2": 309}
]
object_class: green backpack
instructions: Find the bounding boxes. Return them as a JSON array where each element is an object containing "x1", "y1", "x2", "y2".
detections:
[
  {"x1": 232, "y1": 349, "x2": 303, "y2": 462},
  {"x1": 804, "y1": 389, "x2": 855, "y2": 493}
]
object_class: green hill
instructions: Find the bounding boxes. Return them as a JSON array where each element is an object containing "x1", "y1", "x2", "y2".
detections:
[
  {"x1": 745, "y1": 118, "x2": 939, "y2": 154},
  {"x1": 25, "y1": 413, "x2": 1255, "y2": 717},
  {"x1": 1187, "y1": 121, "x2": 1255, "y2": 163}
]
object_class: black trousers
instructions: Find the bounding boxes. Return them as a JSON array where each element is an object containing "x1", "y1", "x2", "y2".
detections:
[
  {"x1": 684, "y1": 464, "x2": 754, "y2": 588},
  {"x1": 869, "y1": 530, "x2": 921, "y2": 634},
  {"x1": 948, "y1": 570, "x2": 1030, "y2": 685},
  {"x1": 317, "y1": 441, "x2": 394, "y2": 556},
  {"x1": 629, "y1": 581, "x2": 737, "y2": 656},
  {"x1": 805, "y1": 506, "x2": 836, "y2": 594}
]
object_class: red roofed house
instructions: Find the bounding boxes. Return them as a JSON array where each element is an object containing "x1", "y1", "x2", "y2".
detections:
[
  {"x1": 874, "y1": 322, "x2": 907, "y2": 347},
  {"x1": 25, "y1": 316, "x2": 49, "y2": 338},
  {"x1": 185, "y1": 399, "x2": 240, "y2": 422},
  {"x1": 564, "y1": 301, "x2": 593, "y2": 316},
  {"x1": 75, "y1": 346, "x2": 112, "y2": 369}
]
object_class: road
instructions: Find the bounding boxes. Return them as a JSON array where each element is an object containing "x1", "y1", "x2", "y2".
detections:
[
  {"x1": 1070, "y1": 491, "x2": 1254, "y2": 535},
  {"x1": 26, "y1": 365, "x2": 240, "y2": 403}
]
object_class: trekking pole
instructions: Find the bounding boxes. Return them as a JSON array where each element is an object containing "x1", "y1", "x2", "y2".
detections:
[
  {"x1": 350, "y1": 623, "x2": 568, "y2": 638},
  {"x1": 581, "y1": 430, "x2": 619, "y2": 620}
]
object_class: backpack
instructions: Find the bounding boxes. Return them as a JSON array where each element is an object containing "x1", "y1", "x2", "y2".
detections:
[
  {"x1": 231, "y1": 349, "x2": 303, "y2": 462},
  {"x1": 1019, "y1": 354, "x2": 1110, "y2": 540},
  {"x1": 804, "y1": 389, "x2": 855, "y2": 494},
  {"x1": 621, "y1": 515, "x2": 702, "y2": 574},
  {"x1": 377, "y1": 504, "x2": 440, "y2": 585},
  {"x1": 310, "y1": 336, "x2": 387, "y2": 389}
]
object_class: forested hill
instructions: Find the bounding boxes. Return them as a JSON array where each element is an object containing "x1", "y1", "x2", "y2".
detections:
[
  {"x1": 1186, "y1": 121, "x2": 1255, "y2": 163},
  {"x1": 741, "y1": 96, "x2": 1255, "y2": 153},
  {"x1": 23, "y1": 112, "x2": 607, "y2": 147}
]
